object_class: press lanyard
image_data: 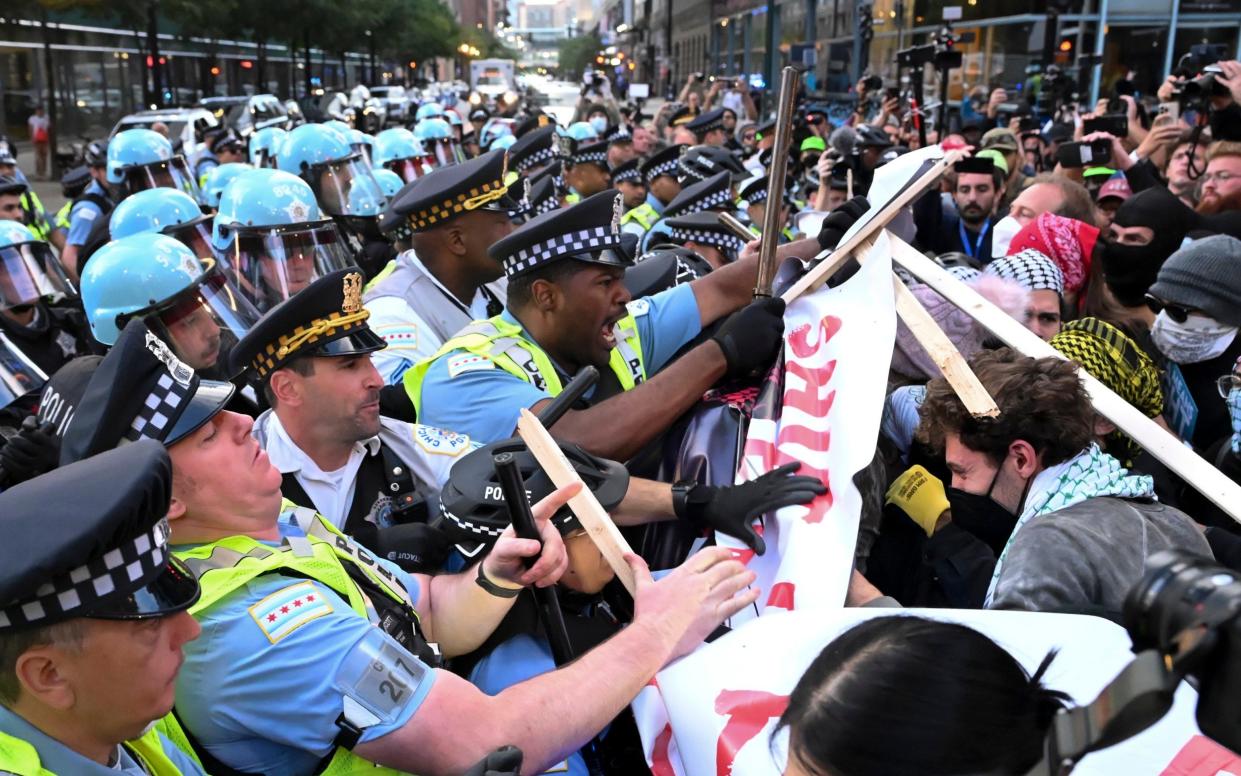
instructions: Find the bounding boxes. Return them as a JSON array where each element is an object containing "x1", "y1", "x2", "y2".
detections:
[{"x1": 958, "y1": 219, "x2": 991, "y2": 260}]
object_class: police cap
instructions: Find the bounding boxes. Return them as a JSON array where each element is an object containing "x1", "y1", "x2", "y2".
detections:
[
  {"x1": 509, "y1": 125, "x2": 560, "y2": 175},
  {"x1": 639, "y1": 144, "x2": 684, "y2": 185},
  {"x1": 567, "y1": 139, "x2": 609, "y2": 171},
  {"x1": 490, "y1": 190, "x2": 631, "y2": 278},
  {"x1": 229, "y1": 269, "x2": 385, "y2": 381},
  {"x1": 610, "y1": 159, "x2": 641, "y2": 186},
  {"x1": 665, "y1": 211, "x2": 749, "y2": 261},
  {"x1": 686, "y1": 108, "x2": 726, "y2": 136},
  {"x1": 389, "y1": 149, "x2": 517, "y2": 233},
  {"x1": 663, "y1": 170, "x2": 734, "y2": 220}
]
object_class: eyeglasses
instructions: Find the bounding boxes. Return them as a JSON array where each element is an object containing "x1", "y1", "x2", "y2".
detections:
[
  {"x1": 1201, "y1": 171, "x2": 1238, "y2": 184},
  {"x1": 1217, "y1": 373, "x2": 1241, "y2": 398},
  {"x1": 1144, "y1": 294, "x2": 1194, "y2": 324}
]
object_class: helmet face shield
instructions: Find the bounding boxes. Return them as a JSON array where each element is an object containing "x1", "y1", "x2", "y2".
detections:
[
  {"x1": 148, "y1": 267, "x2": 264, "y2": 375},
  {"x1": 385, "y1": 156, "x2": 434, "y2": 184},
  {"x1": 166, "y1": 219, "x2": 220, "y2": 263},
  {"x1": 121, "y1": 156, "x2": 202, "y2": 201},
  {"x1": 427, "y1": 137, "x2": 466, "y2": 168},
  {"x1": 218, "y1": 222, "x2": 357, "y2": 313},
  {"x1": 0, "y1": 241, "x2": 75, "y2": 310},
  {"x1": 0, "y1": 332, "x2": 46, "y2": 411},
  {"x1": 310, "y1": 155, "x2": 385, "y2": 217}
]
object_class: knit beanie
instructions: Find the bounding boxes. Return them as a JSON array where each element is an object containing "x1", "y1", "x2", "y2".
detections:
[{"x1": 1147, "y1": 235, "x2": 1241, "y2": 327}]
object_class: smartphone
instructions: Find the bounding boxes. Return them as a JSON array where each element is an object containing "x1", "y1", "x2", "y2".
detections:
[
  {"x1": 1158, "y1": 101, "x2": 1182, "y2": 122},
  {"x1": 1056, "y1": 138, "x2": 1113, "y2": 168},
  {"x1": 885, "y1": 86, "x2": 901, "y2": 101},
  {"x1": 1017, "y1": 115, "x2": 1039, "y2": 133},
  {"x1": 1082, "y1": 113, "x2": 1128, "y2": 138}
]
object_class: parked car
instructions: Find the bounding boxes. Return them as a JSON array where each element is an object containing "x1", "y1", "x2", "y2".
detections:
[
  {"x1": 369, "y1": 85, "x2": 411, "y2": 124},
  {"x1": 199, "y1": 94, "x2": 289, "y2": 137},
  {"x1": 109, "y1": 107, "x2": 217, "y2": 157}
]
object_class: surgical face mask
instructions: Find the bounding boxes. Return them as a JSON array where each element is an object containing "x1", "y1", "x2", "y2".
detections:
[
  {"x1": 1151, "y1": 311, "x2": 1238, "y2": 364},
  {"x1": 589, "y1": 116, "x2": 608, "y2": 134},
  {"x1": 990, "y1": 215, "x2": 1022, "y2": 259}
]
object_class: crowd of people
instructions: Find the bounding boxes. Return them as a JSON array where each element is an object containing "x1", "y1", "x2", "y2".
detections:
[{"x1": 0, "y1": 52, "x2": 1239, "y2": 776}]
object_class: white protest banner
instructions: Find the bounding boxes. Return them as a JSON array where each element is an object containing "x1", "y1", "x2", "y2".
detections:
[
  {"x1": 717, "y1": 229, "x2": 896, "y2": 621},
  {"x1": 652, "y1": 608, "x2": 1222, "y2": 776}
]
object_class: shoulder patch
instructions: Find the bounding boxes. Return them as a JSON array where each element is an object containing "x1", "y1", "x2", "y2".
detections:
[
  {"x1": 373, "y1": 322, "x2": 420, "y2": 350},
  {"x1": 412, "y1": 424, "x2": 472, "y2": 455},
  {"x1": 248, "y1": 581, "x2": 334, "y2": 644},
  {"x1": 626, "y1": 298, "x2": 651, "y2": 317},
  {"x1": 77, "y1": 206, "x2": 97, "y2": 222},
  {"x1": 447, "y1": 352, "x2": 494, "y2": 377}
]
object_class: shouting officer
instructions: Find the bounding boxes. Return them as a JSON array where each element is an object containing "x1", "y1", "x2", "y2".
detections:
[
  {"x1": 233, "y1": 270, "x2": 474, "y2": 569},
  {"x1": 364, "y1": 150, "x2": 518, "y2": 383},
  {"x1": 0, "y1": 441, "x2": 207, "y2": 775},
  {"x1": 58, "y1": 315, "x2": 758, "y2": 775},
  {"x1": 408, "y1": 190, "x2": 785, "y2": 459}
]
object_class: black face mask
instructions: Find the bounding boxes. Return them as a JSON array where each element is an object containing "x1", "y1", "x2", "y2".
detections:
[
  {"x1": 946, "y1": 487, "x2": 1017, "y2": 555},
  {"x1": 1101, "y1": 240, "x2": 1167, "y2": 308}
]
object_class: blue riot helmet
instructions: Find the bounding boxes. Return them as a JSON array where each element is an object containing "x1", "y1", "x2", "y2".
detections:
[
  {"x1": 106, "y1": 128, "x2": 201, "y2": 200},
  {"x1": 373, "y1": 128, "x2": 434, "y2": 183},
  {"x1": 211, "y1": 168, "x2": 357, "y2": 313},
  {"x1": 275, "y1": 123, "x2": 385, "y2": 219},
  {"x1": 0, "y1": 221, "x2": 75, "y2": 314},
  {"x1": 371, "y1": 168, "x2": 405, "y2": 199},
  {"x1": 249, "y1": 126, "x2": 288, "y2": 168},
  {"x1": 490, "y1": 134, "x2": 517, "y2": 152},
  {"x1": 80, "y1": 232, "x2": 263, "y2": 375},
  {"x1": 201, "y1": 162, "x2": 253, "y2": 210},
  {"x1": 346, "y1": 129, "x2": 376, "y2": 166},
  {"x1": 565, "y1": 122, "x2": 599, "y2": 142},
  {"x1": 109, "y1": 187, "x2": 218, "y2": 263},
  {"x1": 415, "y1": 102, "x2": 445, "y2": 122},
  {"x1": 444, "y1": 110, "x2": 465, "y2": 142},
  {"x1": 479, "y1": 119, "x2": 513, "y2": 149},
  {"x1": 440, "y1": 91, "x2": 459, "y2": 109},
  {"x1": 323, "y1": 119, "x2": 352, "y2": 140},
  {"x1": 413, "y1": 117, "x2": 464, "y2": 167}
]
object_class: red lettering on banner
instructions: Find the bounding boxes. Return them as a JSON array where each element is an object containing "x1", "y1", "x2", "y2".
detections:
[
  {"x1": 649, "y1": 723, "x2": 677, "y2": 776},
  {"x1": 714, "y1": 689, "x2": 790, "y2": 776},
  {"x1": 1161, "y1": 734, "x2": 1241, "y2": 775},
  {"x1": 774, "y1": 315, "x2": 842, "y2": 523},
  {"x1": 766, "y1": 582, "x2": 795, "y2": 609}
]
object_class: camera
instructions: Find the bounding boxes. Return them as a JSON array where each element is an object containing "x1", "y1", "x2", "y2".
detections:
[
  {"x1": 693, "y1": 72, "x2": 705, "y2": 82},
  {"x1": 1082, "y1": 113, "x2": 1128, "y2": 138},
  {"x1": 1056, "y1": 138, "x2": 1112, "y2": 168},
  {"x1": 862, "y1": 74, "x2": 883, "y2": 92},
  {"x1": 1124, "y1": 551, "x2": 1241, "y2": 752}
]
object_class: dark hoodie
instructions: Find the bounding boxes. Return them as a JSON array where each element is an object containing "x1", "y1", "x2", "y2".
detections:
[{"x1": 1100, "y1": 187, "x2": 1195, "y2": 307}]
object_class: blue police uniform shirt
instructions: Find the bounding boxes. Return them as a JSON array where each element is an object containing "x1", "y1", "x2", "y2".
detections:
[
  {"x1": 418, "y1": 282, "x2": 703, "y2": 444},
  {"x1": 173, "y1": 513, "x2": 437, "y2": 775},
  {"x1": 639, "y1": 214, "x2": 672, "y2": 253},
  {"x1": 644, "y1": 191, "x2": 665, "y2": 216},
  {"x1": 0, "y1": 704, "x2": 207, "y2": 775},
  {"x1": 66, "y1": 179, "x2": 108, "y2": 247}
]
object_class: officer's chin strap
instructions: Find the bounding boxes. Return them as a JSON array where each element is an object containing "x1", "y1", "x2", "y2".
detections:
[{"x1": 1022, "y1": 650, "x2": 1182, "y2": 776}]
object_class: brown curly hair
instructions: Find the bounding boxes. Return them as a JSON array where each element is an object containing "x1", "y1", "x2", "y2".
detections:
[{"x1": 917, "y1": 348, "x2": 1095, "y2": 467}]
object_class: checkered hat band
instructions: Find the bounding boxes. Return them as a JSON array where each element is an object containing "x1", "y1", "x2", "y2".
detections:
[
  {"x1": 644, "y1": 160, "x2": 679, "y2": 182},
  {"x1": 516, "y1": 146, "x2": 556, "y2": 173},
  {"x1": 439, "y1": 500, "x2": 506, "y2": 539},
  {"x1": 409, "y1": 178, "x2": 507, "y2": 230},
  {"x1": 670, "y1": 189, "x2": 732, "y2": 218},
  {"x1": 695, "y1": 120, "x2": 724, "y2": 134},
  {"x1": 0, "y1": 519, "x2": 171, "y2": 628},
  {"x1": 533, "y1": 196, "x2": 559, "y2": 217},
  {"x1": 743, "y1": 187, "x2": 769, "y2": 204},
  {"x1": 668, "y1": 227, "x2": 747, "y2": 255},
  {"x1": 571, "y1": 151, "x2": 608, "y2": 167},
  {"x1": 613, "y1": 169, "x2": 641, "y2": 184},
  {"x1": 125, "y1": 374, "x2": 191, "y2": 443},
  {"x1": 252, "y1": 312, "x2": 366, "y2": 379},
  {"x1": 986, "y1": 248, "x2": 1065, "y2": 295},
  {"x1": 504, "y1": 225, "x2": 621, "y2": 275}
]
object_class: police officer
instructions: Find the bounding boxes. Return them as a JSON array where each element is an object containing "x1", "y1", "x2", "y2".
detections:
[
  {"x1": 364, "y1": 150, "x2": 517, "y2": 383},
  {"x1": 610, "y1": 158, "x2": 646, "y2": 211},
  {"x1": 738, "y1": 174, "x2": 797, "y2": 243},
  {"x1": 82, "y1": 232, "x2": 262, "y2": 379},
  {"x1": 58, "y1": 317, "x2": 756, "y2": 775},
  {"x1": 408, "y1": 190, "x2": 786, "y2": 459},
  {"x1": 563, "y1": 140, "x2": 611, "y2": 202},
  {"x1": 106, "y1": 129, "x2": 202, "y2": 202},
  {"x1": 231, "y1": 269, "x2": 472, "y2": 569},
  {"x1": 0, "y1": 143, "x2": 58, "y2": 252},
  {"x1": 60, "y1": 141, "x2": 113, "y2": 280},
  {"x1": 685, "y1": 108, "x2": 729, "y2": 147},
  {"x1": 0, "y1": 221, "x2": 97, "y2": 378},
  {"x1": 373, "y1": 127, "x2": 434, "y2": 184},
  {"x1": 194, "y1": 127, "x2": 244, "y2": 191},
  {"x1": 199, "y1": 161, "x2": 252, "y2": 211},
  {"x1": 0, "y1": 440, "x2": 206, "y2": 775},
  {"x1": 507, "y1": 125, "x2": 561, "y2": 180},
  {"x1": 247, "y1": 126, "x2": 287, "y2": 169},
  {"x1": 663, "y1": 211, "x2": 750, "y2": 269},
  {"x1": 620, "y1": 144, "x2": 683, "y2": 238},
  {"x1": 641, "y1": 169, "x2": 735, "y2": 252}
]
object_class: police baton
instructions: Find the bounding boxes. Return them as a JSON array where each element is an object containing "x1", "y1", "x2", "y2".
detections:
[
  {"x1": 753, "y1": 66, "x2": 800, "y2": 299},
  {"x1": 536, "y1": 366, "x2": 599, "y2": 429},
  {"x1": 492, "y1": 451, "x2": 575, "y2": 666}
]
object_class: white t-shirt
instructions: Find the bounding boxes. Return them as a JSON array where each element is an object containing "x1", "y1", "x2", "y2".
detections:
[{"x1": 28, "y1": 114, "x2": 49, "y2": 138}]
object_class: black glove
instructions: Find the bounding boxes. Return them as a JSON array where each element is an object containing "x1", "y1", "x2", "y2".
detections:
[
  {"x1": 712, "y1": 296, "x2": 786, "y2": 379},
  {"x1": 0, "y1": 417, "x2": 59, "y2": 486},
  {"x1": 676, "y1": 462, "x2": 827, "y2": 555},
  {"x1": 461, "y1": 745, "x2": 523, "y2": 776},
  {"x1": 372, "y1": 523, "x2": 454, "y2": 573},
  {"x1": 816, "y1": 195, "x2": 870, "y2": 251}
]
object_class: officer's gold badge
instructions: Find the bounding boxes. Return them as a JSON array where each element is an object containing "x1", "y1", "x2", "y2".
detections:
[{"x1": 341, "y1": 272, "x2": 363, "y2": 314}]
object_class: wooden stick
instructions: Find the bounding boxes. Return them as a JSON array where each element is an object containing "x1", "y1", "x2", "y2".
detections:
[
  {"x1": 846, "y1": 168, "x2": 854, "y2": 200},
  {"x1": 755, "y1": 66, "x2": 800, "y2": 298},
  {"x1": 889, "y1": 233, "x2": 1241, "y2": 527},
  {"x1": 516, "y1": 408, "x2": 639, "y2": 596},
  {"x1": 892, "y1": 272, "x2": 1000, "y2": 418},
  {"x1": 780, "y1": 149, "x2": 963, "y2": 303}
]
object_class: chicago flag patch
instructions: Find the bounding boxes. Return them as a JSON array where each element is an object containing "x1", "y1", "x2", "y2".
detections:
[{"x1": 248, "y1": 581, "x2": 333, "y2": 644}]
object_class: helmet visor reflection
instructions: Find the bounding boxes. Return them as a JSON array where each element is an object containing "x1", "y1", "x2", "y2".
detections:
[
  {"x1": 218, "y1": 223, "x2": 357, "y2": 313},
  {"x1": 0, "y1": 242, "x2": 75, "y2": 310},
  {"x1": 313, "y1": 156, "x2": 386, "y2": 217},
  {"x1": 121, "y1": 156, "x2": 202, "y2": 201}
]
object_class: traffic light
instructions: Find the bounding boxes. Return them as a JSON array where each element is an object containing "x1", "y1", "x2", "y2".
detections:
[{"x1": 858, "y1": 4, "x2": 874, "y2": 42}]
